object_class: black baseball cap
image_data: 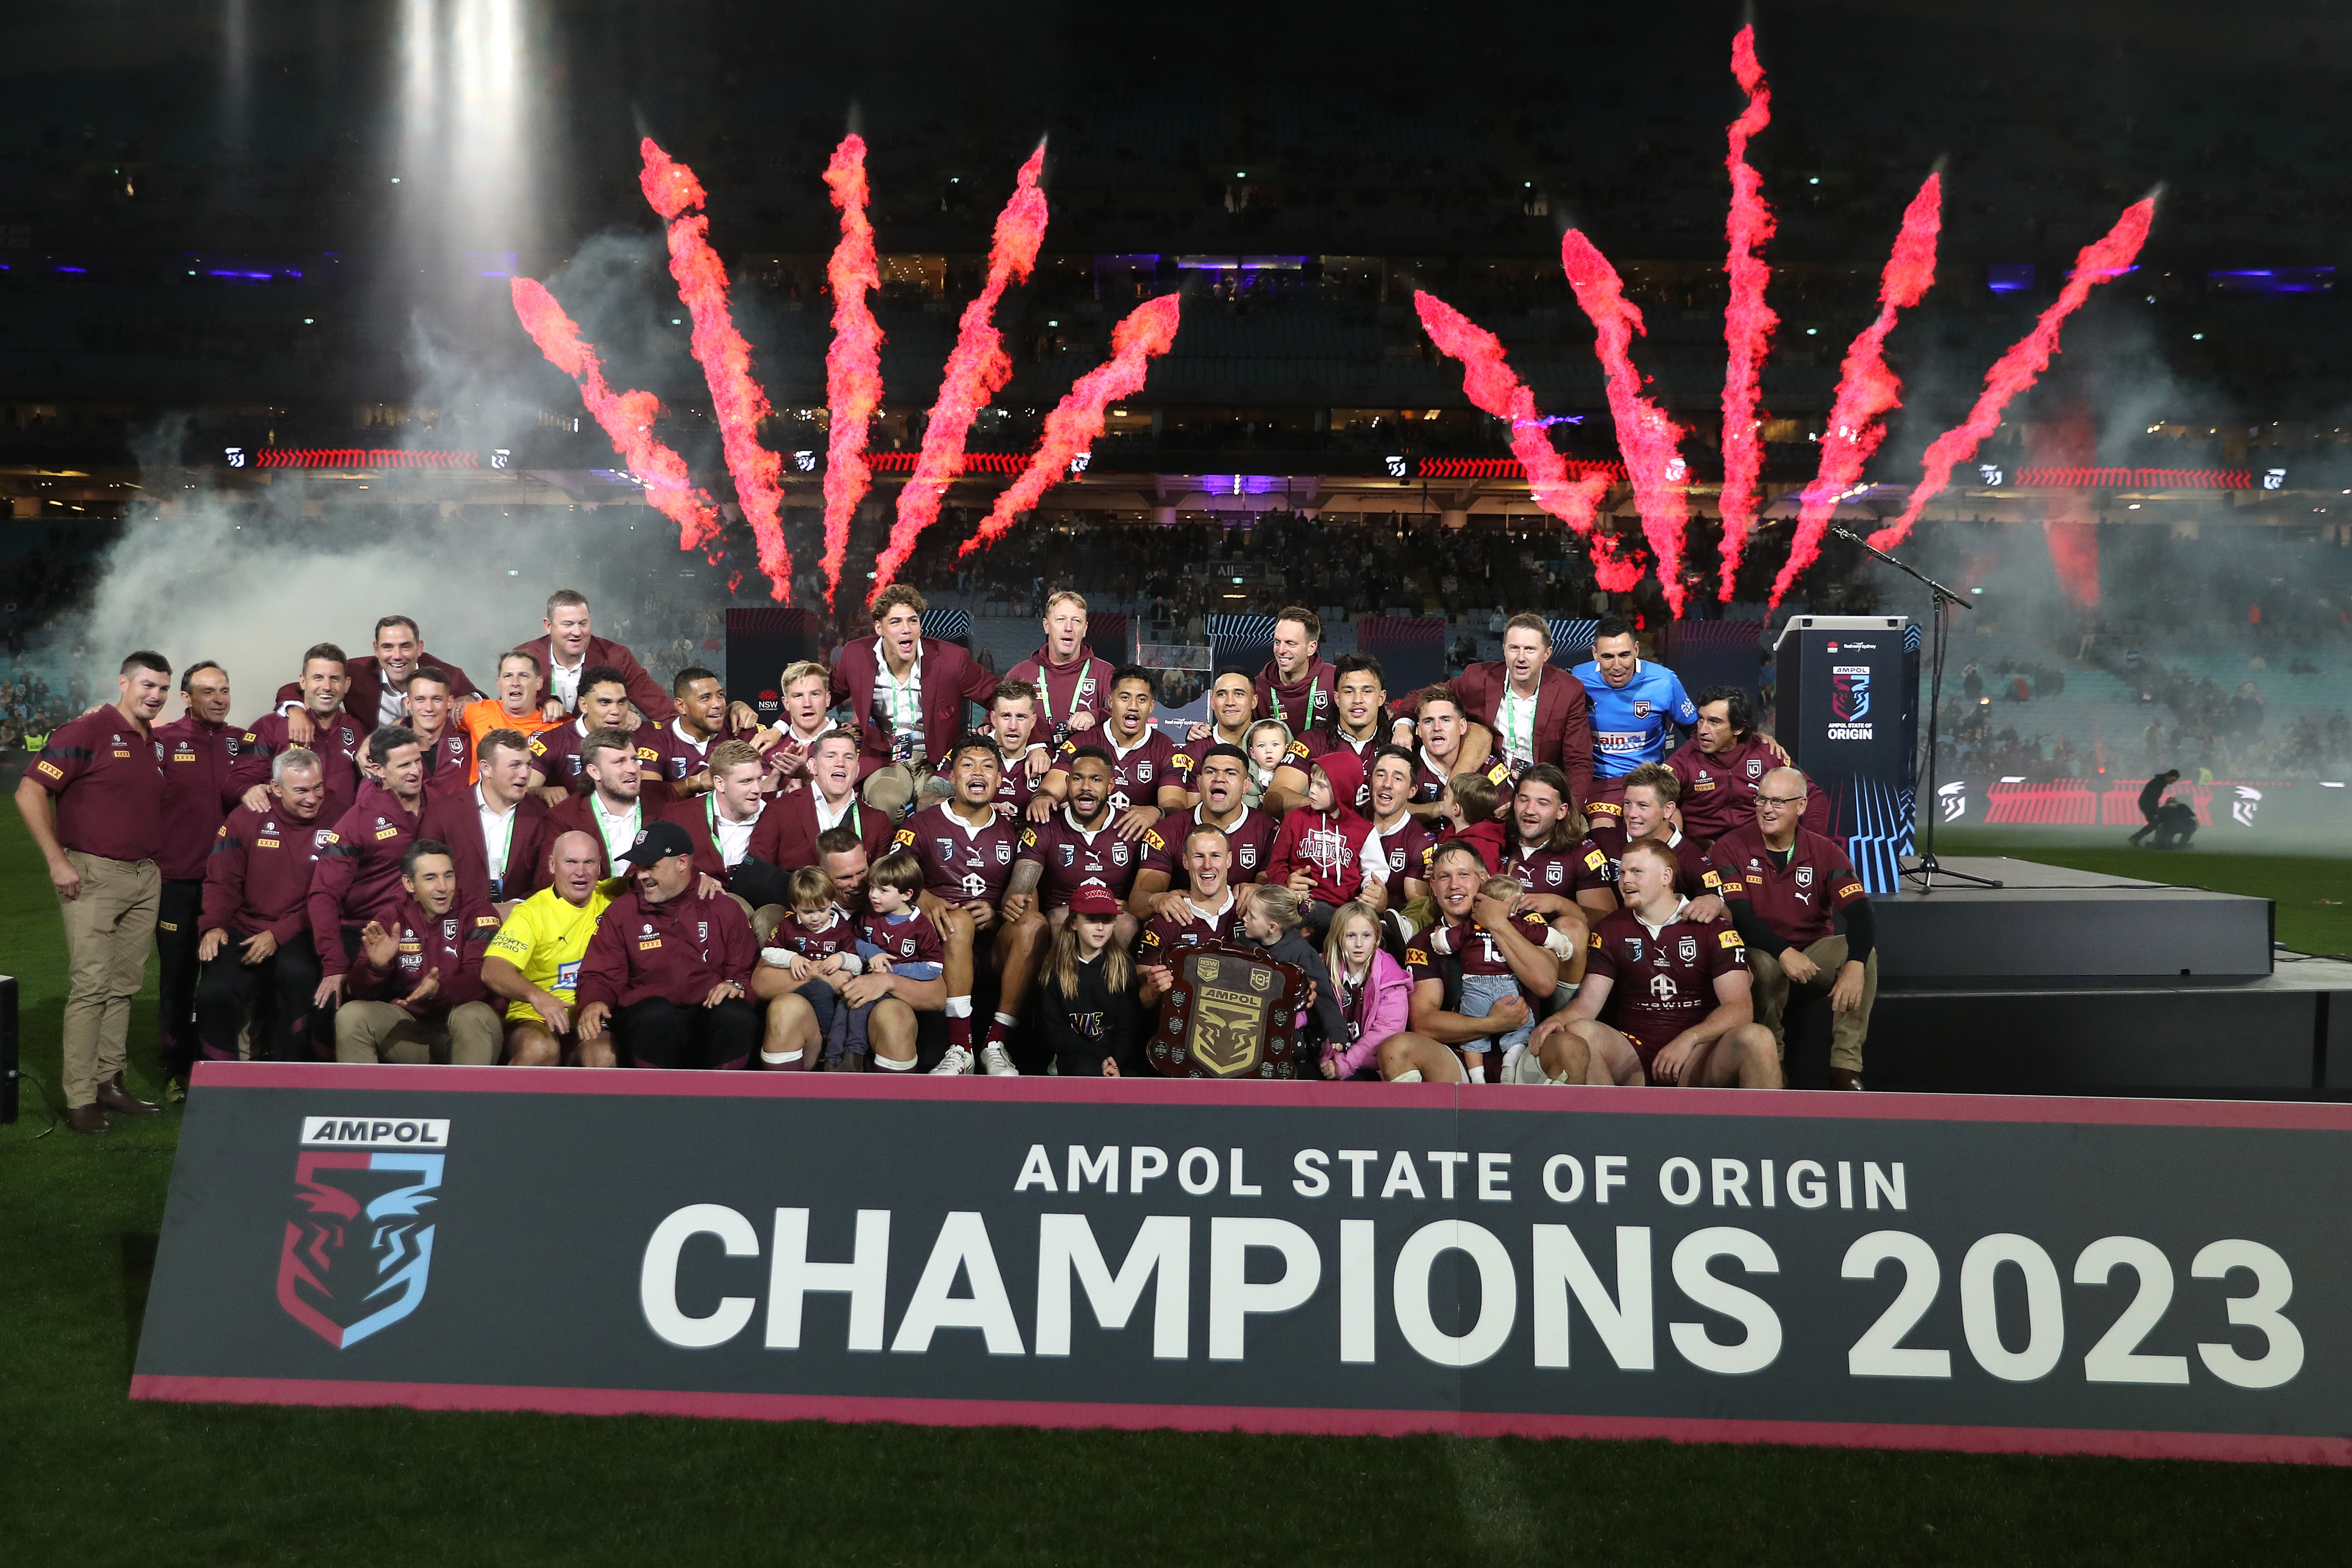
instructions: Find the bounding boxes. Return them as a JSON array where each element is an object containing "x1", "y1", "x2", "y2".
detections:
[{"x1": 619, "y1": 819, "x2": 695, "y2": 867}]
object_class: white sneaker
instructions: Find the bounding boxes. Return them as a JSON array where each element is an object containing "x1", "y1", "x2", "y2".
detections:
[
  {"x1": 930, "y1": 1044, "x2": 974, "y2": 1075},
  {"x1": 1503, "y1": 1045, "x2": 1546, "y2": 1085},
  {"x1": 979, "y1": 1042, "x2": 1020, "y2": 1077}
]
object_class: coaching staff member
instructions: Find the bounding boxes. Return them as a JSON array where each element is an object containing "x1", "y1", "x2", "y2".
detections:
[
  {"x1": 1710, "y1": 767, "x2": 1876, "y2": 1090},
  {"x1": 1393, "y1": 613, "x2": 1594, "y2": 808},
  {"x1": 16, "y1": 650, "x2": 174, "y2": 1132},
  {"x1": 307, "y1": 726, "x2": 430, "y2": 1000},
  {"x1": 831, "y1": 584, "x2": 1002, "y2": 812},
  {"x1": 153, "y1": 658, "x2": 243, "y2": 1092},
  {"x1": 195, "y1": 747, "x2": 335, "y2": 1064},
  {"x1": 575, "y1": 820, "x2": 759, "y2": 1070}
]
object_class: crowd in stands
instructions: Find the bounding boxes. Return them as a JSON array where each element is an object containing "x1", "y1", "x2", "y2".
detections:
[{"x1": 18, "y1": 586, "x2": 1887, "y2": 1132}]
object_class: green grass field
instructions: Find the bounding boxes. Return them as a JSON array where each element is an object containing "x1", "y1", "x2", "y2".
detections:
[{"x1": 6, "y1": 813, "x2": 2352, "y2": 1565}]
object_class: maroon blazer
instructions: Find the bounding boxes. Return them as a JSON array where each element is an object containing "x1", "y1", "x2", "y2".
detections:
[
  {"x1": 1395, "y1": 662, "x2": 1595, "y2": 813},
  {"x1": 828, "y1": 636, "x2": 1001, "y2": 773},
  {"x1": 542, "y1": 792, "x2": 651, "y2": 879},
  {"x1": 748, "y1": 786, "x2": 894, "y2": 874},
  {"x1": 274, "y1": 652, "x2": 479, "y2": 732},
  {"x1": 419, "y1": 786, "x2": 552, "y2": 906},
  {"x1": 514, "y1": 633, "x2": 674, "y2": 725}
]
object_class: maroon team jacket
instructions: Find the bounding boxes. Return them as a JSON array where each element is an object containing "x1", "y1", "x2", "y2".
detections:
[
  {"x1": 418, "y1": 786, "x2": 552, "y2": 905},
  {"x1": 345, "y1": 894, "x2": 501, "y2": 1016},
  {"x1": 201, "y1": 801, "x2": 336, "y2": 944},
  {"x1": 829, "y1": 636, "x2": 1002, "y2": 773},
  {"x1": 1394, "y1": 662, "x2": 1595, "y2": 812},
  {"x1": 153, "y1": 714, "x2": 248, "y2": 881},
  {"x1": 273, "y1": 652, "x2": 478, "y2": 729},
  {"x1": 514, "y1": 633, "x2": 674, "y2": 725},
  {"x1": 307, "y1": 782, "x2": 429, "y2": 973},
  {"x1": 576, "y1": 886, "x2": 757, "y2": 1011}
]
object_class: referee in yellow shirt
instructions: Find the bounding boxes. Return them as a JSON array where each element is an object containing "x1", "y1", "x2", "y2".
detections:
[{"x1": 482, "y1": 830, "x2": 614, "y2": 1066}]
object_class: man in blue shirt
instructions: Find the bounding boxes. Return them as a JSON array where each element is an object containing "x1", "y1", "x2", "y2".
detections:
[{"x1": 1573, "y1": 615, "x2": 1698, "y2": 826}]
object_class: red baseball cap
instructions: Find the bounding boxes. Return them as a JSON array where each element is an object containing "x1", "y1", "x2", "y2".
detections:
[{"x1": 1067, "y1": 882, "x2": 1120, "y2": 917}]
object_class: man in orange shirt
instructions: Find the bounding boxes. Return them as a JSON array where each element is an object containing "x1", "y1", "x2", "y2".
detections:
[{"x1": 459, "y1": 650, "x2": 562, "y2": 782}]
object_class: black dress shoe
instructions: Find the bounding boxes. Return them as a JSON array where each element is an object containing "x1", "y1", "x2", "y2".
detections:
[
  {"x1": 96, "y1": 1075, "x2": 161, "y2": 1116},
  {"x1": 1828, "y1": 1068, "x2": 1865, "y2": 1092},
  {"x1": 65, "y1": 1104, "x2": 113, "y2": 1136}
]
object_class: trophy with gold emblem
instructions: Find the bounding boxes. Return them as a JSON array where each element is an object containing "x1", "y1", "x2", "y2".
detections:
[{"x1": 1145, "y1": 943, "x2": 1310, "y2": 1078}]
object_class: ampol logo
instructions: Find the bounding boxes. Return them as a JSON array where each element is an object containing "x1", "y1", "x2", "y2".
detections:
[
  {"x1": 276, "y1": 1117, "x2": 450, "y2": 1348},
  {"x1": 1830, "y1": 666, "x2": 1872, "y2": 722}
]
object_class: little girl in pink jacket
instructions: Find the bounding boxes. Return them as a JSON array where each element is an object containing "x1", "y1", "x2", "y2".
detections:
[{"x1": 1321, "y1": 900, "x2": 1413, "y2": 1080}]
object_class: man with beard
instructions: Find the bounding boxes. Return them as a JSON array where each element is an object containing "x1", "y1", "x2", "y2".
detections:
[
  {"x1": 893, "y1": 737, "x2": 1034, "y2": 1076},
  {"x1": 195, "y1": 747, "x2": 334, "y2": 1065},
  {"x1": 458, "y1": 650, "x2": 560, "y2": 783},
  {"x1": 576, "y1": 821, "x2": 758, "y2": 1070},
  {"x1": 519, "y1": 587, "x2": 672, "y2": 726},
  {"x1": 1040, "y1": 665, "x2": 1187, "y2": 827},
  {"x1": 420, "y1": 727, "x2": 549, "y2": 915},
  {"x1": 635, "y1": 666, "x2": 738, "y2": 805},
  {"x1": 153, "y1": 659, "x2": 243, "y2": 1091},
  {"x1": 17, "y1": 651, "x2": 173, "y2": 1133},
  {"x1": 277, "y1": 615, "x2": 477, "y2": 739},
  {"x1": 1006, "y1": 589, "x2": 1113, "y2": 748},
  {"x1": 1176, "y1": 671, "x2": 1309, "y2": 813},
  {"x1": 1394, "y1": 839, "x2": 1560, "y2": 1083},
  {"x1": 1019, "y1": 748, "x2": 1150, "y2": 924},
  {"x1": 830, "y1": 585, "x2": 1003, "y2": 813},
  {"x1": 528, "y1": 665, "x2": 643, "y2": 805},
  {"x1": 1404, "y1": 686, "x2": 1509, "y2": 821},
  {"x1": 1396, "y1": 613, "x2": 1594, "y2": 809},
  {"x1": 1301, "y1": 654, "x2": 1393, "y2": 814},
  {"x1": 1665, "y1": 685, "x2": 1810, "y2": 841},
  {"x1": 752, "y1": 728, "x2": 893, "y2": 872},
  {"x1": 1584, "y1": 763, "x2": 1725, "y2": 916},
  {"x1": 753, "y1": 828, "x2": 938, "y2": 1073},
  {"x1": 336, "y1": 839, "x2": 504, "y2": 1066},
  {"x1": 485, "y1": 830, "x2": 616, "y2": 1067},
  {"x1": 308, "y1": 726, "x2": 432, "y2": 1004},
  {"x1": 1496, "y1": 762, "x2": 1614, "y2": 957},
  {"x1": 233, "y1": 643, "x2": 364, "y2": 823},
  {"x1": 404, "y1": 666, "x2": 474, "y2": 793},
  {"x1": 543, "y1": 727, "x2": 651, "y2": 880},
  {"x1": 1134, "y1": 825, "x2": 1240, "y2": 981},
  {"x1": 1256, "y1": 605, "x2": 1339, "y2": 735},
  {"x1": 1130, "y1": 743, "x2": 1276, "y2": 919},
  {"x1": 1522, "y1": 838, "x2": 1779, "y2": 1089},
  {"x1": 1574, "y1": 613, "x2": 1699, "y2": 821}
]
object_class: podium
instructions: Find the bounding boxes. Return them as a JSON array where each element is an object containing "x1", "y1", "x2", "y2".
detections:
[{"x1": 1771, "y1": 615, "x2": 1918, "y2": 894}]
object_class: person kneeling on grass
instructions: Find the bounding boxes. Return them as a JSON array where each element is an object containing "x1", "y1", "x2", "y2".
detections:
[
  {"x1": 1038, "y1": 883, "x2": 1149, "y2": 1076},
  {"x1": 1319, "y1": 900, "x2": 1411, "y2": 1081},
  {"x1": 1520, "y1": 837, "x2": 1780, "y2": 1089}
]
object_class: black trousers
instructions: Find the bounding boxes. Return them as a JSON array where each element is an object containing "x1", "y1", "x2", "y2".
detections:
[
  {"x1": 616, "y1": 996, "x2": 758, "y2": 1070},
  {"x1": 156, "y1": 878, "x2": 205, "y2": 1075},
  {"x1": 194, "y1": 937, "x2": 327, "y2": 1063}
]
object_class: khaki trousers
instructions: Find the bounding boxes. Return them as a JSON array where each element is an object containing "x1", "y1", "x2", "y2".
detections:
[
  {"x1": 1746, "y1": 935, "x2": 1878, "y2": 1075},
  {"x1": 335, "y1": 999, "x2": 502, "y2": 1065},
  {"x1": 58, "y1": 851, "x2": 161, "y2": 1107}
]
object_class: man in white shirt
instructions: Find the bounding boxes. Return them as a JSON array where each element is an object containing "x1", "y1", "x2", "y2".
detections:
[
  {"x1": 543, "y1": 727, "x2": 646, "y2": 879},
  {"x1": 421, "y1": 727, "x2": 550, "y2": 915}
]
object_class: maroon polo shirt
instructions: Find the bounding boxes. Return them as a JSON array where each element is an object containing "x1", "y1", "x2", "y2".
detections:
[
  {"x1": 1138, "y1": 805, "x2": 1277, "y2": 885},
  {"x1": 1709, "y1": 822, "x2": 1868, "y2": 949},
  {"x1": 1018, "y1": 809, "x2": 1146, "y2": 909},
  {"x1": 1363, "y1": 813, "x2": 1438, "y2": 888},
  {"x1": 1584, "y1": 820, "x2": 1722, "y2": 903},
  {"x1": 1135, "y1": 893, "x2": 1239, "y2": 965},
  {"x1": 891, "y1": 803, "x2": 1021, "y2": 904},
  {"x1": 1586, "y1": 908, "x2": 1750, "y2": 1073},
  {"x1": 29, "y1": 709, "x2": 166, "y2": 863},
  {"x1": 1502, "y1": 836, "x2": 1615, "y2": 902},
  {"x1": 1666, "y1": 733, "x2": 1830, "y2": 841},
  {"x1": 153, "y1": 714, "x2": 247, "y2": 880}
]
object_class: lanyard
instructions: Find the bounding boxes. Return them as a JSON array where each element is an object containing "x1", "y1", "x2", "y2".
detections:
[
  {"x1": 1298, "y1": 677, "x2": 1322, "y2": 731},
  {"x1": 481, "y1": 793, "x2": 516, "y2": 886},
  {"x1": 1040, "y1": 657, "x2": 1095, "y2": 727},
  {"x1": 816, "y1": 794, "x2": 862, "y2": 838},
  {"x1": 706, "y1": 793, "x2": 762, "y2": 862},
  {"x1": 1500, "y1": 686, "x2": 1537, "y2": 764},
  {"x1": 596, "y1": 800, "x2": 640, "y2": 865}
]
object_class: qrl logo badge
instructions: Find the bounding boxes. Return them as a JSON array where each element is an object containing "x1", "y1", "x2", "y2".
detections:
[
  {"x1": 276, "y1": 1117, "x2": 450, "y2": 1348},
  {"x1": 1831, "y1": 667, "x2": 1871, "y2": 722}
]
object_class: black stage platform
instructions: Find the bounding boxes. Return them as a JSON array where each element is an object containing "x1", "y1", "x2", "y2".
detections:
[{"x1": 1866, "y1": 858, "x2": 2351, "y2": 1099}]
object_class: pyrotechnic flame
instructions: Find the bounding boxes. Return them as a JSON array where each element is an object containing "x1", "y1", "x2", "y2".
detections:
[
  {"x1": 1867, "y1": 196, "x2": 2156, "y2": 552},
  {"x1": 819, "y1": 134, "x2": 885, "y2": 610},
  {"x1": 1562, "y1": 230, "x2": 1695, "y2": 614},
  {"x1": 1715, "y1": 24, "x2": 1778, "y2": 601},
  {"x1": 1770, "y1": 173, "x2": 1942, "y2": 607},
  {"x1": 868, "y1": 144, "x2": 1050, "y2": 605},
  {"x1": 639, "y1": 138, "x2": 794, "y2": 601},
  {"x1": 958, "y1": 293, "x2": 1182, "y2": 557},
  {"x1": 1413, "y1": 290, "x2": 1634, "y2": 587},
  {"x1": 509, "y1": 277, "x2": 723, "y2": 552}
]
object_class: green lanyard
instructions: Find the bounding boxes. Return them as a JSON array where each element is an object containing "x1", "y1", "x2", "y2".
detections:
[
  {"x1": 1299, "y1": 678, "x2": 1322, "y2": 731},
  {"x1": 596, "y1": 800, "x2": 640, "y2": 866},
  {"x1": 1500, "y1": 687, "x2": 1536, "y2": 765},
  {"x1": 1040, "y1": 657, "x2": 1096, "y2": 728},
  {"x1": 480, "y1": 791, "x2": 516, "y2": 887}
]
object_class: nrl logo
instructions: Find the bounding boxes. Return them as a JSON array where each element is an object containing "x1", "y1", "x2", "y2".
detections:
[{"x1": 276, "y1": 1117, "x2": 450, "y2": 1349}]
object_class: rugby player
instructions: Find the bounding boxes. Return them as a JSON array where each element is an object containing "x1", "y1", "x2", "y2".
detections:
[
  {"x1": 1130, "y1": 742, "x2": 1277, "y2": 919},
  {"x1": 1300, "y1": 653, "x2": 1393, "y2": 813},
  {"x1": 1038, "y1": 664, "x2": 1186, "y2": 827},
  {"x1": 276, "y1": 614, "x2": 477, "y2": 740},
  {"x1": 891, "y1": 737, "x2": 1035, "y2": 1077},
  {"x1": 1665, "y1": 685, "x2": 1811, "y2": 841},
  {"x1": 526, "y1": 664, "x2": 639, "y2": 803},
  {"x1": 1391, "y1": 839, "x2": 1561, "y2": 1082},
  {"x1": 1177, "y1": 671, "x2": 1309, "y2": 813},
  {"x1": 1585, "y1": 762, "x2": 1725, "y2": 915}
]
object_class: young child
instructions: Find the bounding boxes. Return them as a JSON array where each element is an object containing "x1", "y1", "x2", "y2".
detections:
[
  {"x1": 851, "y1": 851, "x2": 944, "y2": 1069},
  {"x1": 1319, "y1": 900, "x2": 1412, "y2": 1081},
  {"x1": 1437, "y1": 768, "x2": 1509, "y2": 873},
  {"x1": 1423, "y1": 872, "x2": 1541, "y2": 1070},
  {"x1": 1242, "y1": 718, "x2": 1295, "y2": 811},
  {"x1": 1038, "y1": 883, "x2": 1148, "y2": 1077},
  {"x1": 759, "y1": 866, "x2": 866, "y2": 1067},
  {"x1": 1265, "y1": 748, "x2": 1372, "y2": 943},
  {"x1": 1236, "y1": 883, "x2": 1350, "y2": 1069}
]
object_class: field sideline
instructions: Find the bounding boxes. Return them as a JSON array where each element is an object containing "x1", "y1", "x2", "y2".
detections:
[{"x1": 4, "y1": 814, "x2": 2350, "y2": 1566}]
